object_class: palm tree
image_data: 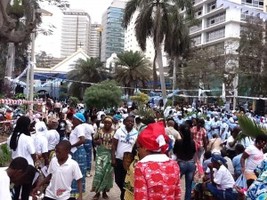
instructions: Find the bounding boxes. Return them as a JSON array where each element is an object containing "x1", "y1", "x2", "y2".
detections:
[
  {"x1": 164, "y1": 4, "x2": 195, "y2": 104},
  {"x1": 68, "y1": 57, "x2": 107, "y2": 98},
  {"x1": 114, "y1": 51, "x2": 152, "y2": 96},
  {"x1": 123, "y1": 0, "x2": 194, "y2": 106}
]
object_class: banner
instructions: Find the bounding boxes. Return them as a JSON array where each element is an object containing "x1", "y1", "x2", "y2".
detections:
[{"x1": 0, "y1": 99, "x2": 43, "y2": 105}]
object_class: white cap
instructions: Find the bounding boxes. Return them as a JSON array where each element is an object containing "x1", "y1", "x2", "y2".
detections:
[{"x1": 35, "y1": 121, "x2": 48, "y2": 134}]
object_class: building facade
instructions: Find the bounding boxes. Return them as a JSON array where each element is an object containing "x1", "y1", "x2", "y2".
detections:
[
  {"x1": 190, "y1": 0, "x2": 266, "y2": 50},
  {"x1": 101, "y1": 0, "x2": 127, "y2": 62},
  {"x1": 88, "y1": 23, "x2": 101, "y2": 58},
  {"x1": 61, "y1": 9, "x2": 91, "y2": 57}
]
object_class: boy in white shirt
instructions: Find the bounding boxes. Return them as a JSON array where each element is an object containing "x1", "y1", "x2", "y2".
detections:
[{"x1": 32, "y1": 140, "x2": 83, "y2": 200}]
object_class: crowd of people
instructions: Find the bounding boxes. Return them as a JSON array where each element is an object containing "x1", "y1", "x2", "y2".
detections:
[{"x1": 1, "y1": 100, "x2": 267, "y2": 200}]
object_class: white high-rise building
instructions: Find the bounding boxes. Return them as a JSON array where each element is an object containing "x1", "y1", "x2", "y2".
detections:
[
  {"x1": 189, "y1": 0, "x2": 266, "y2": 50},
  {"x1": 124, "y1": 0, "x2": 267, "y2": 67},
  {"x1": 124, "y1": 11, "x2": 155, "y2": 61},
  {"x1": 61, "y1": 9, "x2": 91, "y2": 57},
  {"x1": 89, "y1": 23, "x2": 101, "y2": 58}
]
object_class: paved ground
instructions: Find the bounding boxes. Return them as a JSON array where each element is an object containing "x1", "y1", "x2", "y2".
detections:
[{"x1": 83, "y1": 162, "x2": 120, "y2": 200}]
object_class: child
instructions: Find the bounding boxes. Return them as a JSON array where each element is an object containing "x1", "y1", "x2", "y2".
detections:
[
  {"x1": 32, "y1": 140, "x2": 83, "y2": 200},
  {"x1": 0, "y1": 157, "x2": 29, "y2": 200}
]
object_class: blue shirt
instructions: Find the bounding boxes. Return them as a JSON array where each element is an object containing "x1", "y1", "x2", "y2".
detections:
[{"x1": 233, "y1": 153, "x2": 242, "y2": 176}]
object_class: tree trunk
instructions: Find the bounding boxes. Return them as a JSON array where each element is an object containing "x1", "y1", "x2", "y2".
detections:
[
  {"x1": 156, "y1": 46, "x2": 167, "y2": 107},
  {"x1": 172, "y1": 56, "x2": 178, "y2": 106},
  {"x1": 155, "y1": 4, "x2": 167, "y2": 107},
  {"x1": 152, "y1": 50, "x2": 157, "y2": 90},
  {"x1": 4, "y1": 42, "x2": 15, "y2": 86}
]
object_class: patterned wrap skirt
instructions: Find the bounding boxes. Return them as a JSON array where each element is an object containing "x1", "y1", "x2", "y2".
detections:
[{"x1": 70, "y1": 145, "x2": 87, "y2": 197}]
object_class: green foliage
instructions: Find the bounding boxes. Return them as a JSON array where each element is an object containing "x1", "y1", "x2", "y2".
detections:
[
  {"x1": 237, "y1": 115, "x2": 267, "y2": 141},
  {"x1": 68, "y1": 58, "x2": 107, "y2": 98},
  {"x1": 7, "y1": 0, "x2": 25, "y2": 18},
  {"x1": 84, "y1": 80, "x2": 122, "y2": 109},
  {"x1": 114, "y1": 51, "x2": 152, "y2": 95},
  {"x1": 135, "y1": 106, "x2": 156, "y2": 123},
  {"x1": 68, "y1": 96, "x2": 79, "y2": 108},
  {"x1": 14, "y1": 93, "x2": 25, "y2": 99},
  {"x1": 131, "y1": 92, "x2": 149, "y2": 105},
  {"x1": 237, "y1": 17, "x2": 267, "y2": 96},
  {"x1": 0, "y1": 144, "x2": 12, "y2": 167}
]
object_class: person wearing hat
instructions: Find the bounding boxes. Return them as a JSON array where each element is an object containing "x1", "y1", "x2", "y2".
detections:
[
  {"x1": 69, "y1": 112, "x2": 87, "y2": 199},
  {"x1": 46, "y1": 117, "x2": 60, "y2": 155},
  {"x1": 205, "y1": 154, "x2": 237, "y2": 200},
  {"x1": 134, "y1": 121, "x2": 181, "y2": 200},
  {"x1": 33, "y1": 121, "x2": 49, "y2": 167}
]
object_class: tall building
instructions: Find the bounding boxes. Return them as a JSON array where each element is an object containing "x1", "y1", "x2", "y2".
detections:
[
  {"x1": 100, "y1": 0, "x2": 127, "y2": 62},
  {"x1": 88, "y1": 23, "x2": 101, "y2": 58},
  {"x1": 189, "y1": 0, "x2": 266, "y2": 50},
  {"x1": 124, "y1": 11, "x2": 155, "y2": 61},
  {"x1": 61, "y1": 9, "x2": 91, "y2": 57}
]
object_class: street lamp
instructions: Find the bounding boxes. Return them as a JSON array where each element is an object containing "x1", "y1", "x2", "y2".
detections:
[{"x1": 27, "y1": 8, "x2": 52, "y2": 110}]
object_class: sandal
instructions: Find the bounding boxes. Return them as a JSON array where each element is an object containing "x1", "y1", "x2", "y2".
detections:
[
  {"x1": 102, "y1": 192, "x2": 109, "y2": 199},
  {"x1": 93, "y1": 193, "x2": 100, "y2": 200}
]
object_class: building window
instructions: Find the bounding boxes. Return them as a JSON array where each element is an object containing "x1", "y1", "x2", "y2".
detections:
[
  {"x1": 206, "y1": 28, "x2": 225, "y2": 42},
  {"x1": 189, "y1": 25, "x2": 202, "y2": 33},
  {"x1": 207, "y1": 1, "x2": 216, "y2": 12},
  {"x1": 195, "y1": 7, "x2": 203, "y2": 17},
  {"x1": 192, "y1": 35, "x2": 201, "y2": 45},
  {"x1": 207, "y1": 12, "x2": 226, "y2": 27},
  {"x1": 241, "y1": 0, "x2": 263, "y2": 8}
]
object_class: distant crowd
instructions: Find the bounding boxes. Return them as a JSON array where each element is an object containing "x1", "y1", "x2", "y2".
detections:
[{"x1": 1, "y1": 100, "x2": 267, "y2": 200}]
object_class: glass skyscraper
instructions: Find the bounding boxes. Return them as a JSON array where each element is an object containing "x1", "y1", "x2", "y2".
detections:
[{"x1": 101, "y1": 0, "x2": 126, "y2": 62}]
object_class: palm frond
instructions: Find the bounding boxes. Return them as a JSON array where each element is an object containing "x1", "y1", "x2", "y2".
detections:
[
  {"x1": 123, "y1": 0, "x2": 139, "y2": 28},
  {"x1": 237, "y1": 115, "x2": 267, "y2": 140},
  {"x1": 135, "y1": 5, "x2": 153, "y2": 51}
]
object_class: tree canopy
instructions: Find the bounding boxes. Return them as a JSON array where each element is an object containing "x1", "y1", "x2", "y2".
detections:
[
  {"x1": 123, "y1": 0, "x2": 195, "y2": 103},
  {"x1": 114, "y1": 51, "x2": 152, "y2": 95},
  {"x1": 68, "y1": 57, "x2": 107, "y2": 99},
  {"x1": 83, "y1": 80, "x2": 122, "y2": 109}
]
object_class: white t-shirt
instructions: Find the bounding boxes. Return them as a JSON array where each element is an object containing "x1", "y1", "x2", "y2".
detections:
[
  {"x1": 81, "y1": 123, "x2": 95, "y2": 140},
  {"x1": 225, "y1": 136, "x2": 236, "y2": 151},
  {"x1": 69, "y1": 124, "x2": 85, "y2": 153},
  {"x1": 114, "y1": 126, "x2": 138, "y2": 160},
  {"x1": 245, "y1": 144, "x2": 264, "y2": 172},
  {"x1": 10, "y1": 133, "x2": 35, "y2": 166},
  {"x1": 214, "y1": 165, "x2": 235, "y2": 190},
  {"x1": 46, "y1": 130, "x2": 60, "y2": 151},
  {"x1": 32, "y1": 133, "x2": 48, "y2": 155},
  {"x1": 45, "y1": 156, "x2": 83, "y2": 200},
  {"x1": 0, "y1": 168, "x2": 12, "y2": 200}
]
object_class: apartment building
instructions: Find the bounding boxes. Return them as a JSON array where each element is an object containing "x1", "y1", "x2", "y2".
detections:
[{"x1": 61, "y1": 9, "x2": 91, "y2": 57}]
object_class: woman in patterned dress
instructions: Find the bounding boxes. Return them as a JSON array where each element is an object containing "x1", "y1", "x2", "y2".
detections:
[
  {"x1": 92, "y1": 116, "x2": 115, "y2": 200},
  {"x1": 247, "y1": 158, "x2": 267, "y2": 200},
  {"x1": 134, "y1": 121, "x2": 181, "y2": 200}
]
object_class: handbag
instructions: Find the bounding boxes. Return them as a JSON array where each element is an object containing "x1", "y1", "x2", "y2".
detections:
[{"x1": 235, "y1": 174, "x2": 247, "y2": 189}]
